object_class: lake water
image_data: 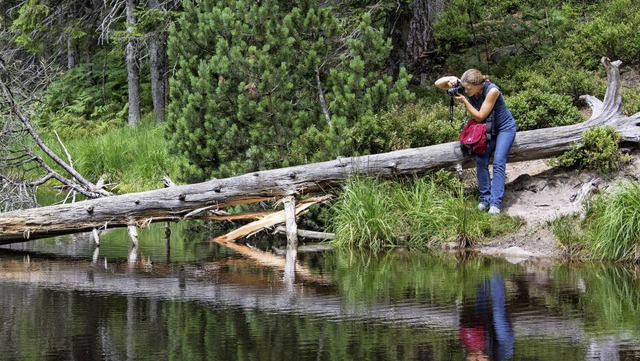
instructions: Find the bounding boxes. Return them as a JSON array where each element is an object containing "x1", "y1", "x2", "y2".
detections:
[{"x1": 1, "y1": 224, "x2": 640, "y2": 360}]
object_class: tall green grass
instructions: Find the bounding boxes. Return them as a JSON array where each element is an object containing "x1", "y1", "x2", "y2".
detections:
[
  {"x1": 37, "y1": 123, "x2": 179, "y2": 193},
  {"x1": 549, "y1": 214, "x2": 589, "y2": 259},
  {"x1": 588, "y1": 181, "x2": 640, "y2": 262},
  {"x1": 329, "y1": 173, "x2": 523, "y2": 251},
  {"x1": 552, "y1": 180, "x2": 640, "y2": 262},
  {"x1": 330, "y1": 177, "x2": 404, "y2": 252},
  {"x1": 396, "y1": 175, "x2": 503, "y2": 247}
]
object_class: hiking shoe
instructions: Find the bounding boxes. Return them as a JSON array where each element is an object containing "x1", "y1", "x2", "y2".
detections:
[
  {"x1": 488, "y1": 206, "x2": 500, "y2": 214},
  {"x1": 478, "y1": 203, "x2": 489, "y2": 211}
]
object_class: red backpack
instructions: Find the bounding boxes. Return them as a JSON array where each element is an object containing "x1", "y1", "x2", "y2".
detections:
[
  {"x1": 459, "y1": 118, "x2": 488, "y2": 155},
  {"x1": 458, "y1": 81, "x2": 496, "y2": 155}
]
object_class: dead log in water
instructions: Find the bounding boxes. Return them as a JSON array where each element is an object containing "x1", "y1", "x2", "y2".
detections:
[{"x1": 0, "y1": 57, "x2": 638, "y2": 244}]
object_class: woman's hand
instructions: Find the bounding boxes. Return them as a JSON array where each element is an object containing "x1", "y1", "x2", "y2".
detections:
[
  {"x1": 453, "y1": 93, "x2": 467, "y2": 103},
  {"x1": 434, "y1": 76, "x2": 460, "y2": 90}
]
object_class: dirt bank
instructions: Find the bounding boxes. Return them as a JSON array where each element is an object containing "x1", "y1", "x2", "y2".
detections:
[{"x1": 473, "y1": 155, "x2": 640, "y2": 261}]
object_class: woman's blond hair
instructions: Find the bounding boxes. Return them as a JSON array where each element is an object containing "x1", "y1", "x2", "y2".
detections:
[{"x1": 461, "y1": 69, "x2": 489, "y2": 85}]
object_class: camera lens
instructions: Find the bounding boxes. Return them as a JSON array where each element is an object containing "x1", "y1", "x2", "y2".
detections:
[{"x1": 447, "y1": 85, "x2": 464, "y2": 96}]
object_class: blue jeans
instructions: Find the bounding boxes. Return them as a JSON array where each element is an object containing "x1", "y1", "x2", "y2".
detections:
[{"x1": 475, "y1": 129, "x2": 516, "y2": 208}]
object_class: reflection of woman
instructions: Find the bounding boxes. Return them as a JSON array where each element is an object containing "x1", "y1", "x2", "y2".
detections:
[{"x1": 459, "y1": 273, "x2": 514, "y2": 361}]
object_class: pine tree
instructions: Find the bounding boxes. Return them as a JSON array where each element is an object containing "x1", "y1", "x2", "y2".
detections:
[
  {"x1": 167, "y1": 0, "x2": 413, "y2": 182},
  {"x1": 9, "y1": 0, "x2": 102, "y2": 68}
]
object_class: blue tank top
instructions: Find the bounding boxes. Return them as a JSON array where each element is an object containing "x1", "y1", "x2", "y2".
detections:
[{"x1": 468, "y1": 82, "x2": 516, "y2": 132}]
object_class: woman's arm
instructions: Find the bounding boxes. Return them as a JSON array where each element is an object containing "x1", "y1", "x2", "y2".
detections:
[
  {"x1": 454, "y1": 88, "x2": 499, "y2": 121},
  {"x1": 434, "y1": 76, "x2": 460, "y2": 90}
]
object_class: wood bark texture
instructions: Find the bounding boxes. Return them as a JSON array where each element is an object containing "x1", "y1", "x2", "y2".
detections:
[
  {"x1": 126, "y1": 0, "x2": 140, "y2": 127},
  {"x1": 0, "y1": 58, "x2": 638, "y2": 244},
  {"x1": 149, "y1": 0, "x2": 167, "y2": 124}
]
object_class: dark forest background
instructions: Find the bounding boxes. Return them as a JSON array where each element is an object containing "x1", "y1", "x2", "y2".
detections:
[{"x1": 1, "y1": 0, "x2": 639, "y2": 187}]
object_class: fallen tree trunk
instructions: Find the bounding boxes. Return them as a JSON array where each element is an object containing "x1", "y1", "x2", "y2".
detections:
[{"x1": 0, "y1": 57, "x2": 638, "y2": 244}]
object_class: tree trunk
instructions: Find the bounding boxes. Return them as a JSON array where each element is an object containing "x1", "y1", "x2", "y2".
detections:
[
  {"x1": 387, "y1": 0, "x2": 445, "y2": 81},
  {"x1": 385, "y1": 2, "x2": 411, "y2": 79},
  {"x1": 126, "y1": 0, "x2": 140, "y2": 127},
  {"x1": 0, "y1": 58, "x2": 638, "y2": 244},
  {"x1": 149, "y1": 0, "x2": 167, "y2": 124},
  {"x1": 406, "y1": 0, "x2": 443, "y2": 64},
  {"x1": 67, "y1": 36, "x2": 76, "y2": 69}
]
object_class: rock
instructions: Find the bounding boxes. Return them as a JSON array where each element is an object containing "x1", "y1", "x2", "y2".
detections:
[
  {"x1": 502, "y1": 246, "x2": 534, "y2": 257},
  {"x1": 440, "y1": 241, "x2": 461, "y2": 250},
  {"x1": 501, "y1": 246, "x2": 534, "y2": 264}
]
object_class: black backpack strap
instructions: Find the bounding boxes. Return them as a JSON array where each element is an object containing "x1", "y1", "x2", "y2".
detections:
[{"x1": 483, "y1": 81, "x2": 496, "y2": 141}]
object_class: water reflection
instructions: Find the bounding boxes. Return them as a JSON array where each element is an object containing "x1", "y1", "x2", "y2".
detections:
[
  {"x1": 459, "y1": 273, "x2": 514, "y2": 361},
  {"x1": 2, "y1": 237, "x2": 640, "y2": 360},
  {"x1": 283, "y1": 243, "x2": 298, "y2": 297},
  {"x1": 128, "y1": 245, "x2": 138, "y2": 266},
  {"x1": 92, "y1": 246, "x2": 100, "y2": 263},
  {"x1": 283, "y1": 241, "x2": 297, "y2": 283}
]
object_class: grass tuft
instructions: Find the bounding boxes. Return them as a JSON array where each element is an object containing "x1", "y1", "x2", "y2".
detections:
[
  {"x1": 549, "y1": 214, "x2": 589, "y2": 259},
  {"x1": 330, "y1": 177, "x2": 403, "y2": 252},
  {"x1": 588, "y1": 181, "x2": 640, "y2": 262},
  {"x1": 329, "y1": 173, "x2": 523, "y2": 251}
]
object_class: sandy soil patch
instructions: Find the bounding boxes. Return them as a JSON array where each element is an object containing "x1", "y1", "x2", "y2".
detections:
[{"x1": 474, "y1": 155, "x2": 640, "y2": 261}]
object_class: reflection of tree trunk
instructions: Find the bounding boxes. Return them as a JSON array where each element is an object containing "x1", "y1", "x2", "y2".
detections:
[
  {"x1": 93, "y1": 247, "x2": 100, "y2": 263},
  {"x1": 149, "y1": 0, "x2": 167, "y2": 124},
  {"x1": 211, "y1": 237, "x2": 329, "y2": 285},
  {"x1": 126, "y1": 295, "x2": 135, "y2": 360},
  {"x1": 128, "y1": 245, "x2": 138, "y2": 266},
  {"x1": 586, "y1": 337, "x2": 620, "y2": 361},
  {"x1": 126, "y1": 0, "x2": 140, "y2": 127},
  {"x1": 283, "y1": 196, "x2": 298, "y2": 282}
]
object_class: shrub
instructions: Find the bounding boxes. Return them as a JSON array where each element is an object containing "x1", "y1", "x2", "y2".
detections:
[
  {"x1": 167, "y1": 1, "x2": 413, "y2": 181},
  {"x1": 506, "y1": 89, "x2": 584, "y2": 130},
  {"x1": 506, "y1": 59, "x2": 606, "y2": 105},
  {"x1": 622, "y1": 86, "x2": 640, "y2": 116},
  {"x1": 565, "y1": 0, "x2": 640, "y2": 67},
  {"x1": 551, "y1": 126, "x2": 632, "y2": 174},
  {"x1": 349, "y1": 102, "x2": 464, "y2": 154}
]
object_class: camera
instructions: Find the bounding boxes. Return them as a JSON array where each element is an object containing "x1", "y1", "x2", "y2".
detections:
[{"x1": 447, "y1": 82, "x2": 465, "y2": 96}]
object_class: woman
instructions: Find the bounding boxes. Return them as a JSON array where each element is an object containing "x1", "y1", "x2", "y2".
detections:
[{"x1": 435, "y1": 69, "x2": 516, "y2": 214}]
